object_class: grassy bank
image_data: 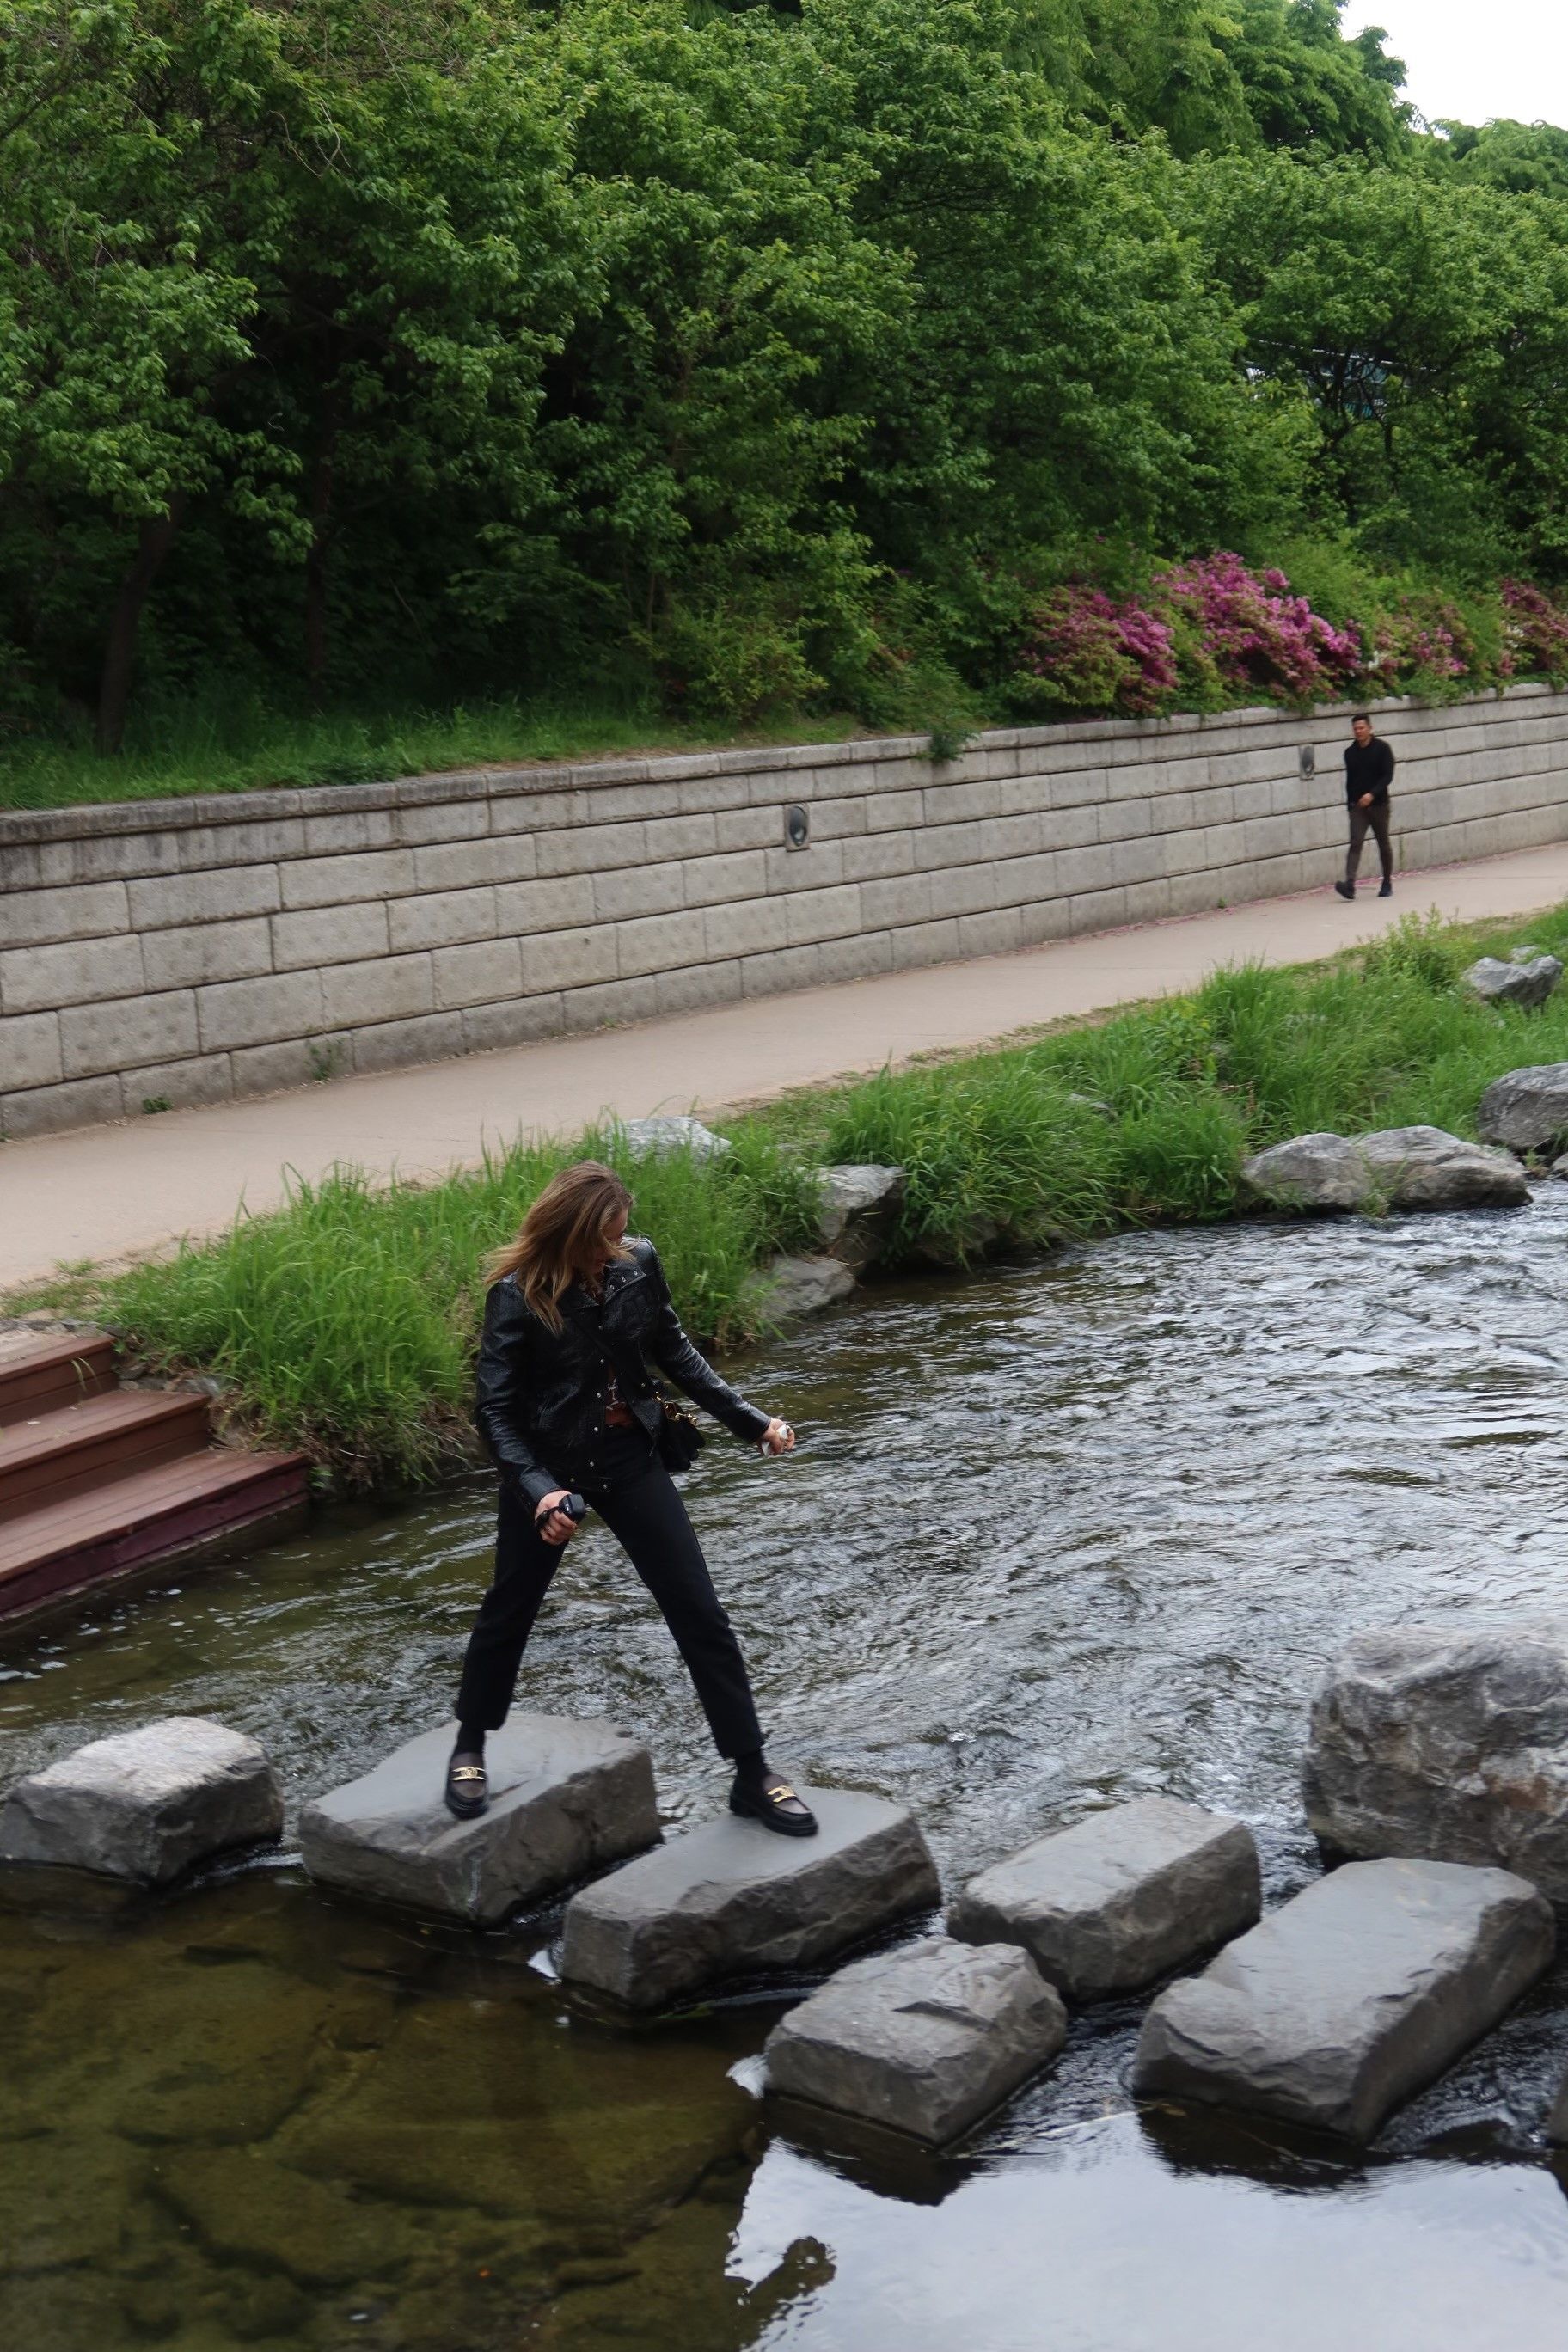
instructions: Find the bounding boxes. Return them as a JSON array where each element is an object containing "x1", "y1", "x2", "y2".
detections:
[{"x1": 37, "y1": 903, "x2": 1568, "y2": 1488}]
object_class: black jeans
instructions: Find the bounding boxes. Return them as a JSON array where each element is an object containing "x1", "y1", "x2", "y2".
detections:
[
  {"x1": 1345, "y1": 800, "x2": 1393, "y2": 885},
  {"x1": 454, "y1": 1465, "x2": 763, "y2": 1759}
]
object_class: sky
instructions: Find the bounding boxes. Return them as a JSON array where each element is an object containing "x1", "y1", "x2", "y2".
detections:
[{"x1": 1342, "y1": 0, "x2": 1568, "y2": 131}]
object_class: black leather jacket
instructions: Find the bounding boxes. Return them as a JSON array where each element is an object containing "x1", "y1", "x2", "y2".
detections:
[{"x1": 473, "y1": 1236, "x2": 770, "y2": 1504}]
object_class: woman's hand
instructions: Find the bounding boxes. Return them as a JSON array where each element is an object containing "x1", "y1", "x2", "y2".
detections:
[
  {"x1": 759, "y1": 1418, "x2": 796, "y2": 1456},
  {"x1": 535, "y1": 1490, "x2": 579, "y2": 1546}
]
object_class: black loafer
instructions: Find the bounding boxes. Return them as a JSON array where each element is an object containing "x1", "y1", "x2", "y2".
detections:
[
  {"x1": 730, "y1": 1776, "x2": 818, "y2": 1837},
  {"x1": 444, "y1": 1753, "x2": 488, "y2": 1820}
]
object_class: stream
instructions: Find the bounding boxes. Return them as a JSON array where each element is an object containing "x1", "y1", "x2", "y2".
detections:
[{"x1": 8, "y1": 1190, "x2": 1568, "y2": 2349}]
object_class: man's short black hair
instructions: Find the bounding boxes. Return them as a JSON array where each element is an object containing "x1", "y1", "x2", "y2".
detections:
[{"x1": 1351, "y1": 712, "x2": 1373, "y2": 726}]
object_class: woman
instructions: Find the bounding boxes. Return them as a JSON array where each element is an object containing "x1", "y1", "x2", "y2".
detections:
[{"x1": 449, "y1": 1159, "x2": 816, "y2": 1836}]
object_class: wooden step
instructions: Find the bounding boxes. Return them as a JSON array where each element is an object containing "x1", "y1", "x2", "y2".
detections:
[
  {"x1": 0, "y1": 1390, "x2": 210, "y2": 1523},
  {"x1": 0, "y1": 1447, "x2": 312, "y2": 1627},
  {"x1": 0, "y1": 1329, "x2": 118, "y2": 1426}
]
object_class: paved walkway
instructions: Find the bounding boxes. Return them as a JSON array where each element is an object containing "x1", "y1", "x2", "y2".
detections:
[{"x1": 5, "y1": 843, "x2": 1568, "y2": 1291}]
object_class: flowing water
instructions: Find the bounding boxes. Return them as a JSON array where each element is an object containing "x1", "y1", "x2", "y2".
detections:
[{"x1": 9, "y1": 1191, "x2": 1568, "y2": 2349}]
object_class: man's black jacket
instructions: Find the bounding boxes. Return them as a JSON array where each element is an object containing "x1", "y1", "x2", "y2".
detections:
[
  {"x1": 1344, "y1": 736, "x2": 1395, "y2": 805},
  {"x1": 473, "y1": 1236, "x2": 769, "y2": 1504}
]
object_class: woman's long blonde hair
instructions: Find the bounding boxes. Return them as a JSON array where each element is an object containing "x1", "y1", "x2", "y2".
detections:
[{"x1": 485, "y1": 1160, "x2": 634, "y2": 1332}]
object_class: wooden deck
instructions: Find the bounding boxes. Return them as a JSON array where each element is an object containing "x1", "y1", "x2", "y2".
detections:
[{"x1": 0, "y1": 1329, "x2": 310, "y2": 1633}]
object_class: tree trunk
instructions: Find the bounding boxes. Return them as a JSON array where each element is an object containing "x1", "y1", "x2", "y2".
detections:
[
  {"x1": 304, "y1": 439, "x2": 335, "y2": 704},
  {"x1": 95, "y1": 493, "x2": 187, "y2": 756}
]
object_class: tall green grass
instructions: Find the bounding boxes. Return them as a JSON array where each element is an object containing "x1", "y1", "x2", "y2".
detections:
[{"x1": 89, "y1": 901, "x2": 1568, "y2": 1486}]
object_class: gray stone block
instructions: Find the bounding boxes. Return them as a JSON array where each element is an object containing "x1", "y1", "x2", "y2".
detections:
[
  {"x1": 321, "y1": 952, "x2": 432, "y2": 1031},
  {"x1": 0, "y1": 1073, "x2": 124, "y2": 1137},
  {"x1": 0, "y1": 1717, "x2": 283, "y2": 1885},
  {"x1": 277, "y1": 848, "x2": 417, "y2": 909},
  {"x1": 142, "y1": 916, "x2": 273, "y2": 991},
  {"x1": 0, "y1": 879, "x2": 129, "y2": 951},
  {"x1": 297, "y1": 1713, "x2": 658, "y2": 1925},
  {"x1": 1243, "y1": 1131, "x2": 1371, "y2": 1210},
  {"x1": 765, "y1": 1937, "x2": 1066, "y2": 2145},
  {"x1": 614, "y1": 909, "x2": 707, "y2": 979},
  {"x1": 816, "y1": 1164, "x2": 905, "y2": 1267},
  {"x1": 1478, "y1": 1063, "x2": 1568, "y2": 1152},
  {"x1": 122, "y1": 1053, "x2": 233, "y2": 1115},
  {"x1": 350, "y1": 1010, "x2": 465, "y2": 1075},
  {"x1": 271, "y1": 902, "x2": 391, "y2": 971},
  {"x1": 617, "y1": 1114, "x2": 731, "y2": 1161},
  {"x1": 127, "y1": 867, "x2": 282, "y2": 929},
  {"x1": 59, "y1": 989, "x2": 198, "y2": 1081},
  {"x1": 1303, "y1": 1620, "x2": 1568, "y2": 1899},
  {"x1": 0, "y1": 1009, "x2": 63, "y2": 1093},
  {"x1": 949, "y1": 1796, "x2": 1261, "y2": 2002},
  {"x1": 1464, "y1": 953, "x2": 1564, "y2": 1007},
  {"x1": 1242, "y1": 1127, "x2": 1528, "y2": 1213},
  {"x1": 1132, "y1": 1858, "x2": 1553, "y2": 2140},
  {"x1": 560, "y1": 1788, "x2": 940, "y2": 2010},
  {"x1": 432, "y1": 938, "x2": 522, "y2": 1011},
  {"x1": 0, "y1": 932, "x2": 144, "y2": 1015},
  {"x1": 387, "y1": 886, "x2": 497, "y2": 955},
  {"x1": 520, "y1": 924, "x2": 617, "y2": 995}
]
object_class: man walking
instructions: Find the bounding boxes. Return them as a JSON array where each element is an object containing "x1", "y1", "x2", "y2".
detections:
[{"x1": 1334, "y1": 713, "x2": 1394, "y2": 900}]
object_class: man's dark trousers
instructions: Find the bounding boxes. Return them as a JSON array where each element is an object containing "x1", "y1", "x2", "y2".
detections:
[
  {"x1": 1346, "y1": 799, "x2": 1393, "y2": 888},
  {"x1": 455, "y1": 1465, "x2": 764, "y2": 1757}
]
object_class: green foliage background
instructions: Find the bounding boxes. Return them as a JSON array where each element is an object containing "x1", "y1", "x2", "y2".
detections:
[{"x1": 5, "y1": 0, "x2": 1568, "y2": 771}]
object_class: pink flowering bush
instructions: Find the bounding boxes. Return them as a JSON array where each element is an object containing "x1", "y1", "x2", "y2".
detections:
[
  {"x1": 1011, "y1": 584, "x2": 1177, "y2": 715},
  {"x1": 1501, "y1": 579, "x2": 1568, "y2": 682},
  {"x1": 1363, "y1": 593, "x2": 1473, "y2": 695},
  {"x1": 1155, "y1": 553, "x2": 1363, "y2": 705}
]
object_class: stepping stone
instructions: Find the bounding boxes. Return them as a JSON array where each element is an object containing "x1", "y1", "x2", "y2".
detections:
[
  {"x1": 559, "y1": 1788, "x2": 940, "y2": 2011},
  {"x1": 1133, "y1": 1858, "x2": 1554, "y2": 2141},
  {"x1": 947, "y1": 1796, "x2": 1261, "y2": 2002},
  {"x1": 0, "y1": 1716, "x2": 283, "y2": 1885},
  {"x1": 297, "y1": 1713, "x2": 658, "y2": 1926},
  {"x1": 764, "y1": 1935, "x2": 1066, "y2": 2146}
]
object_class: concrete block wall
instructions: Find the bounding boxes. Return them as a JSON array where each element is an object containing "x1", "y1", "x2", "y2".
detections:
[{"x1": 3, "y1": 685, "x2": 1566, "y2": 1141}]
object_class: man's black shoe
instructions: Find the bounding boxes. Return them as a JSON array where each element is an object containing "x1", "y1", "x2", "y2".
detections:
[
  {"x1": 1334, "y1": 880, "x2": 1355, "y2": 900},
  {"x1": 1379, "y1": 880, "x2": 1393, "y2": 897}
]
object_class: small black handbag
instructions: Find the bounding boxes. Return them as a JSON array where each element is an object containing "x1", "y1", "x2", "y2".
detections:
[{"x1": 654, "y1": 1388, "x2": 706, "y2": 1473}]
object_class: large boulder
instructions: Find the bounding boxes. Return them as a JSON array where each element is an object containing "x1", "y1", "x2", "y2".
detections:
[
  {"x1": 759, "y1": 1253, "x2": 857, "y2": 1320},
  {"x1": 815, "y1": 1164, "x2": 905, "y2": 1269},
  {"x1": 1303, "y1": 1621, "x2": 1568, "y2": 1901},
  {"x1": 616, "y1": 1115, "x2": 731, "y2": 1162},
  {"x1": 1461, "y1": 954, "x2": 1563, "y2": 1009},
  {"x1": 763, "y1": 1936, "x2": 1066, "y2": 2145},
  {"x1": 947, "y1": 1796, "x2": 1261, "y2": 2002},
  {"x1": 1241, "y1": 1126, "x2": 1526, "y2": 1215},
  {"x1": 1478, "y1": 1063, "x2": 1568, "y2": 1155},
  {"x1": 1133, "y1": 1858, "x2": 1554, "y2": 2141},
  {"x1": 0, "y1": 1717, "x2": 282, "y2": 1885},
  {"x1": 1354, "y1": 1125, "x2": 1528, "y2": 1210},
  {"x1": 559, "y1": 1787, "x2": 940, "y2": 2011},
  {"x1": 297, "y1": 1713, "x2": 658, "y2": 1925}
]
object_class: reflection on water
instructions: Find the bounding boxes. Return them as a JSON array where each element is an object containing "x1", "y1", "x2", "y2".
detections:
[{"x1": 8, "y1": 1191, "x2": 1568, "y2": 2346}]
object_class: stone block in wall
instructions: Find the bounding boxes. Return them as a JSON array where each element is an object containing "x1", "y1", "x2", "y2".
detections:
[
  {"x1": 787, "y1": 884, "x2": 864, "y2": 947},
  {"x1": 412, "y1": 836, "x2": 536, "y2": 891},
  {"x1": 121, "y1": 1053, "x2": 233, "y2": 1116},
  {"x1": 560, "y1": 974, "x2": 660, "y2": 1032},
  {"x1": 197, "y1": 970, "x2": 325, "y2": 1054},
  {"x1": 299, "y1": 807, "x2": 399, "y2": 858},
  {"x1": 351, "y1": 1010, "x2": 465, "y2": 1075},
  {"x1": 592, "y1": 860, "x2": 687, "y2": 923},
  {"x1": 864, "y1": 789, "x2": 926, "y2": 836},
  {"x1": 1044, "y1": 803, "x2": 1099, "y2": 852},
  {"x1": 320, "y1": 952, "x2": 432, "y2": 1031},
  {"x1": 763, "y1": 839, "x2": 846, "y2": 895},
  {"x1": 891, "y1": 918, "x2": 962, "y2": 972},
  {"x1": 126, "y1": 867, "x2": 282, "y2": 929},
  {"x1": 391, "y1": 798, "x2": 490, "y2": 848},
  {"x1": 704, "y1": 896, "x2": 789, "y2": 959},
  {"x1": 498, "y1": 874, "x2": 594, "y2": 934},
  {"x1": 0, "y1": 1008, "x2": 63, "y2": 1092},
  {"x1": 922, "y1": 775, "x2": 1002, "y2": 826},
  {"x1": 2, "y1": 1074, "x2": 124, "y2": 1138},
  {"x1": 520, "y1": 925, "x2": 617, "y2": 995},
  {"x1": 741, "y1": 943, "x2": 824, "y2": 998},
  {"x1": 386, "y1": 887, "x2": 496, "y2": 955},
  {"x1": 913, "y1": 819, "x2": 989, "y2": 873},
  {"x1": 931, "y1": 863, "x2": 1001, "y2": 921},
  {"x1": 841, "y1": 831, "x2": 917, "y2": 885},
  {"x1": 818, "y1": 933, "x2": 895, "y2": 985},
  {"x1": 0, "y1": 933, "x2": 144, "y2": 1017},
  {"x1": 802, "y1": 796, "x2": 870, "y2": 842},
  {"x1": 271, "y1": 902, "x2": 391, "y2": 971},
  {"x1": 536, "y1": 821, "x2": 646, "y2": 877},
  {"x1": 959, "y1": 908, "x2": 1025, "y2": 959},
  {"x1": 1112, "y1": 836, "x2": 1167, "y2": 890},
  {"x1": 1006, "y1": 851, "x2": 1060, "y2": 902},
  {"x1": 642, "y1": 812, "x2": 721, "y2": 860},
  {"x1": 1067, "y1": 885, "x2": 1129, "y2": 935},
  {"x1": 175, "y1": 818, "x2": 306, "y2": 873},
  {"x1": 0, "y1": 879, "x2": 129, "y2": 952},
  {"x1": 977, "y1": 812, "x2": 1047, "y2": 860},
  {"x1": 1056, "y1": 844, "x2": 1118, "y2": 897},
  {"x1": 652, "y1": 961, "x2": 744, "y2": 1018},
  {"x1": 1167, "y1": 869, "x2": 1228, "y2": 918},
  {"x1": 716, "y1": 805, "x2": 786, "y2": 853},
  {"x1": 142, "y1": 916, "x2": 274, "y2": 991},
  {"x1": 860, "y1": 873, "x2": 934, "y2": 929},
  {"x1": 461, "y1": 995, "x2": 564, "y2": 1056},
  {"x1": 59, "y1": 990, "x2": 198, "y2": 1081},
  {"x1": 278, "y1": 848, "x2": 417, "y2": 910},
  {"x1": 615, "y1": 909, "x2": 710, "y2": 979},
  {"x1": 1017, "y1": 897, "x2": 1073, "y2": 947},
  {"x1": 432, "y1": 939, "x2": 523, "y2": 1011},
  {"x1": 228, "y1": 1038, "x2": 334, "y2": 1097},
  {"x1": 681, "y1": 848, "x2": 769, "y2": 907}
]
